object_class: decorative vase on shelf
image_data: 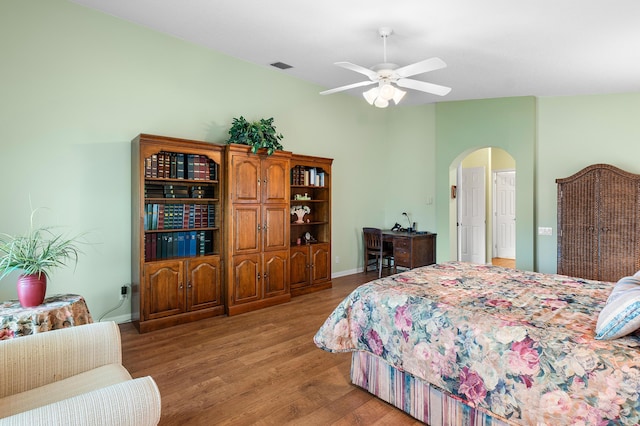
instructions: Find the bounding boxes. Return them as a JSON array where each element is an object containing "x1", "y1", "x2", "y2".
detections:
[
  {"x1": 290, "y1": 205, "x2": 311, "y2": 224},
  {"x1": 17, "y1": 274, "x2": 47, "y2": 307}
]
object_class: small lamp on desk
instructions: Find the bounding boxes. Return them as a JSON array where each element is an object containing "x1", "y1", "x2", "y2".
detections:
[{"x1": 402, "y1": 212, "x2": 415, "y2": 233}]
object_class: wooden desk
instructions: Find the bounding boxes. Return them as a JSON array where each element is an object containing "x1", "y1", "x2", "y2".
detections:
[
  {"x1": 0, "y1": 294, "x2": 93, "y2": 340},
  {"x1": 382, "y1": 231, "x2": 437, "y2": 270}
]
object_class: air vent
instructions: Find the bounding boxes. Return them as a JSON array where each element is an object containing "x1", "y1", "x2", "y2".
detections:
[{"x1": 270, "y1": 62, "x2": 293, "y2": 70}]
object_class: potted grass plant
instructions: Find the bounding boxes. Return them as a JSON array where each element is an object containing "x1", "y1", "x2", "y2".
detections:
[
  {"x1": 0, "y1": 208, "x2": 84, "y2": 307},
  {"x1": 227, "y1": 116, "x2": 284, "y2": 155}
]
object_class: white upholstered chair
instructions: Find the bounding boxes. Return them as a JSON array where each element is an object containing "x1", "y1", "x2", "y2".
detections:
[{"x1": 0, "y1": 321, "x2": 161, "y2": 425}]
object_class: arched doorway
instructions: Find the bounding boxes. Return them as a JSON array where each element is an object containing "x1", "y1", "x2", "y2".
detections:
[{"x1": 453, "y1": 147, "x2": 516, "y2": 266}]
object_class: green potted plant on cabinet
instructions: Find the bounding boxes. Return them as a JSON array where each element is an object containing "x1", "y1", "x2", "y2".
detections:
[
  {"x1": 227, "y1": 116, "x2": 284, "y2": 155},
  {"x1": 0, "y1": 208, "x2": 84, "y2": 307}
]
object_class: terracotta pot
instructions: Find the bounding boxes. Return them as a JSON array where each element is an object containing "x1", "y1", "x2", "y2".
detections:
[{"x1": 17, "y1": 274, "x2": 47, "y2": 307}]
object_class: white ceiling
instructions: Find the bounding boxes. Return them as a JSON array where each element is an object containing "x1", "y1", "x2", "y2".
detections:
[{"x1": 70, "y1": 0, "x2": 640, "y2": 106}]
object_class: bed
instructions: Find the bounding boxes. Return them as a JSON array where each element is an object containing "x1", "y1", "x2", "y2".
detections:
[{"x1": 314, "y1": 262, "x2": 640, "y2": 425}]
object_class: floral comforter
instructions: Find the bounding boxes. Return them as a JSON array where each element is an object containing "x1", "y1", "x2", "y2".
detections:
[{"x1": 314, "y1": 262, "x2": 640, "y2": 425}]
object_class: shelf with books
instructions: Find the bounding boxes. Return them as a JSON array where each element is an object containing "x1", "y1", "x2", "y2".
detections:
[
  {"x1": 289, "y1": 154, "x2": 333, "y2": 297},
  {"x1": 132, "y1": 134, "x2": 225, "y2": 333},
  {"x1": 290, "y1": 165, "x2": 327, "y2": 187}
]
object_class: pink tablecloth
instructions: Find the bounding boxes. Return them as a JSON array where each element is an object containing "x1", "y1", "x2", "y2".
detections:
[{"x1": 0, "y1": 294, "x2": 93, "y2": 340}]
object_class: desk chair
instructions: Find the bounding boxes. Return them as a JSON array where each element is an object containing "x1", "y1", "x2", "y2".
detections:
[{"x1": 363, "y1": 227, "x2": 394, "y2": 278}]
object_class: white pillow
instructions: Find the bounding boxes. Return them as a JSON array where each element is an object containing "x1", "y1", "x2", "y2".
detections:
[{"x1": 595, "y1": 271, "x2": 640, "y2": 340}]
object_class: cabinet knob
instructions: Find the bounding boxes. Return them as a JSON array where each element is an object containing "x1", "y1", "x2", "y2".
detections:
[
  {"x1": 257, "y1": 224, "x2": 261, "y2": 230},
  {"x1": 257, "y1": 273, "x2": 261, "y2": 280},
  {"x1": 263, "y1": 273, "x2": 268, "y2": 279}
]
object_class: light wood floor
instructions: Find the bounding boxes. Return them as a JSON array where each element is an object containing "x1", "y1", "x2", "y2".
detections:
[
  {"x1": 119, "y1": 268, "x2": 421, "y2": 425},
  {"x1": 492, "y1": 257, "x2": 515, "y2": 268}
]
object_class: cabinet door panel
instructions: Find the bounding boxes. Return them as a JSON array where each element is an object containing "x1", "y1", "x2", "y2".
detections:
[
  {"x1": 144, "y1": 261, "x2": 184, "y2": 320},
  {"x1": 187, "y1": 257, "x2": 222, "y2": 311},
  {"x1": 597, "y1": 168, "x2": 640, "y2": 281},
  {"x1": 233, "y1": 206, "x2": 261, "y2": 254},
  {"x1": 231, "y1": 156, "x2": 260, "y2": 203},
  {"x1": 232, "y1": 255, "x2": 260, "y2": 304},
  {"x1": 311, "y1": 243, "x2": 331, "y2": 284},
  {"x1": 262, "y1": 158, "x2": 289, "y2": 204},
  {"x1": 264, "y1": 251, "x2": 289, "y2": 298},
  {"x1": 557, "y1": 173, "x2": 598, "y2": 279},
  {"x1": 263, "y1": 204, "x2": 289, "y2": 252},
  {"x1": 289, "y1": 247, "x2": 309, "y2": 288}
]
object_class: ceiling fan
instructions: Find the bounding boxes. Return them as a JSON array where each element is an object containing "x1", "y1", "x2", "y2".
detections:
[{"x1": 320, "y1": 27, "x2": 451, "y2": 108}]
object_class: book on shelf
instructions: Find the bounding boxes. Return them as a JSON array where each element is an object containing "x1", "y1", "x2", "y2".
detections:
[
  {"x1": 160, "y1": 234, "x2": 166, "y2": 259},
  {"x1": 197, "y1": 231, "x2": 212, "y2": 255},
  {"x1": 188, "y1": 205, "x2": 195, "y2": 228},
  {"x1": 182, "y1": 204, "x2": 190, "y2": 229},
  {"x1": 177, "y1": 232, "x2": 186, "y2": 257},
  {"x1": 208, "y1": 205, "x2": 215, "y2": 228},
  {"x1": 148, "y1": 234, "x2": 157, "y2": 261},
  {"x1": 158, "y1": 153, "x2": 165, "y2": 178},
  {"x1": 170, "y1": 153, "x2": 177, "y2": 179},
  {"x1": 145, "y1": 156, "x2": 152, "y2": 179},
  {"x1": 172, "y1": 232, "x2": 179, "y2": 258},
  {"x1": 157, "y1": 205, "x2": 165, "y2": 230},
  {"x1": 188, "y1": 231, "x2": 197, "y2": 256},
  {"x1": 176, "y1": 153, "x2": 185, "y2": 179},
  {"x1": 151, "y1": 204, "x2": 159, "y2": 230},
  {"x1": 150, "y1": 154, "x2": 158, "y2": 178},
  {"x1": 144, "y1": 151, "x2": 219, "y2": 181},
  {"x1": 309, "y1": 168, "x2": 316, "y2": 186},
  {"x1": 144, "y1": 230, "x2": 214, "y2": 261},
  {"x1": 210, "y1": 161, "x2": 218, "y2": 181},
  {"x1": 190, "y1": 185, "x2": 214, "y2": 198}
]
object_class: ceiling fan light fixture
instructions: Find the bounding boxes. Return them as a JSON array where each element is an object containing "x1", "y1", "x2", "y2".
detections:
[
  {"x1": 363, "y1": 87, "x2": 379, "y2": 105},
  {"x1": 374, "y1": 97, "x2": 389, "y2": 108},
  {"x1": 392, "y1": 88, "x2": 406, "y2": 104},
  {"x1": 364, "y1": 84, "x2": 404, "y2": 107},
  {"x1": 379, "y1": 83, "x2": 396, "y2": 101}
]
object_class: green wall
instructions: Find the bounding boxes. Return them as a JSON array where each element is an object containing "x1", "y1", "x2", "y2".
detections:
[
  {"x1": 0, "y1": 0, "x2": 402, "y2": 320},
  {"x1": 2, "y1": 0, "x2": 640, "y2": 323},
  {"x1": 435, "y1": 97, "x2": 537, "y2": 270},
  {"x1": 536, "y1": 93, "x2": 640, "y2": 273}
]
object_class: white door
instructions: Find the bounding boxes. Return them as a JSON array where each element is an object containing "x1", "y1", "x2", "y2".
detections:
[
  {"x1": 459, "y1": 166, "x2": 486, "y2": 264},
  {"x1": 494, "y1": 171, "x2": 516, "y2": 259}
]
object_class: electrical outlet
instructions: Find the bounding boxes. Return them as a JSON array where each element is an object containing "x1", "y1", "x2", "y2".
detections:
[
  {"x1": 120, "y1": 285, "x2": 128, "y2": 300},
  {"x1": 538, "y1": 227, "x2": 553, "y2": 236},
  {"x1": 335, "y1": 256, "x2": 340, "y2": 264}
]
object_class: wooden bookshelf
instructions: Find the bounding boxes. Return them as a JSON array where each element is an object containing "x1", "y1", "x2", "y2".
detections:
[
  {"x1": 131, "y1": 134, "x2": 225, "y2": 333},
  {"x1": 289, "y1": 154, "x2": 333, "y2": 296}
]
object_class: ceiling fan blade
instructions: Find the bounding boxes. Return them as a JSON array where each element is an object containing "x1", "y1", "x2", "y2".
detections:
[
  {"x1": 335, "y1": 62, "x2": 379, "y2": 80},
  {"x1": 320, "y1": 80, "x2": 376, "y2": 95},
  {"x1": 396, "y1": 78, "x2": 451, "y2": 96},
  {"x1": 395, "y1": 57, "x2": 447, "y2": 78}
]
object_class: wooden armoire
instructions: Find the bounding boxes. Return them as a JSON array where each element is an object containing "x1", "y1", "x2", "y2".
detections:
[
  {"x1": 224, "y1": 144, "x2": 292, "y2": 316},
  {"x1": 556, "y1": 164, "x2": 640, "y2": 282}
]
